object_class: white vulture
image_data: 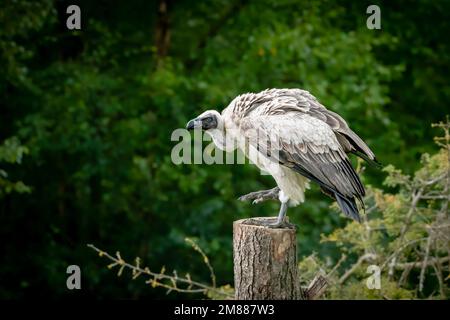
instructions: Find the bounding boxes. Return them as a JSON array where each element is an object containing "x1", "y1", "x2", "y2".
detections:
[{"x1": 186, "y1": 88, "x2": 378, "y2": 228}]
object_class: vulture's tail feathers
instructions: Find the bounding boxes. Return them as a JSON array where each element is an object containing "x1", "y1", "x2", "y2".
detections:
[{"x1": 335, "y1": 193, "x2": 361, "y2": 223}]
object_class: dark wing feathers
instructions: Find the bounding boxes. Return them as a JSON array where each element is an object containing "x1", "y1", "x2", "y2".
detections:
[
  {"x1": 335, "y1": 194, "x2": 361, "y2": 222},
  {"x1": 311, "y1": 108, "x2": 378, "y2": 164},
  {"x1": 284, "y1": 144, "x2": 365, "y2": 199},
  {"x1": 281, "y1": 144, "x2": 365, "y2": 221},
  {"x1": 241, "y1": 115, "x2": 365, "y2": 222}
]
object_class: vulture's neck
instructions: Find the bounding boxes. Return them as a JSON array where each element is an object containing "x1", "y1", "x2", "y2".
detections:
[{"x1": 206, "y1": 128, "x2": 235, "y2": 152}]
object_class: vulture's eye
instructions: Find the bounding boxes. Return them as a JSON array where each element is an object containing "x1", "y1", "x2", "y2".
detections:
[{"x1": 201, "y1": 115, "x2": 217, "y2": 130}]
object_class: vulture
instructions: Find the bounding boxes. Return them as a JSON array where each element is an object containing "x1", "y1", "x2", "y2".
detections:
[{"x1": 186, "y1": 88, "x2": 378, "y2": 228}]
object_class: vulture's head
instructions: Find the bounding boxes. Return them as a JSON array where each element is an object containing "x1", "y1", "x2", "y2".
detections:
[{"x1": 186, "y1": 110, "x2": 223, "y2": 131}]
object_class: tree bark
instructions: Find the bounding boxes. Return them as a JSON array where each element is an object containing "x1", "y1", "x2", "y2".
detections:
[
  {"x1": 155, "y1": 0, "x2": 170, "y2": 68},
  {"x1": 233, "y1": 217, "x2": 304, "y2": 300}
]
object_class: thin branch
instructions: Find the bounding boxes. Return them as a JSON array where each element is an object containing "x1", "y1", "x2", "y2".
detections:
[
  {"x1": 339, "y1": 253, "x2": 377, "y2": 284},
  {"x1": 87, "y1": 244, "x2": 233, "y2": 299},
  {"x1": 421, "y1": 195, "x2": 449, "y2": 200},
  {"x1": 381, "y1": 237, "x2": 428, "y2": 271},
  {"x1": 419, "y1": 235, "x2": 432, "y2": 292},
  {"x1": 388, "y1": 190, "x2": 424, "y2": 279},
  {"x1": 394, "y1": 256, "x2": 449, "y2": 269},
  {"x1": 417, "y1": 173, "x2": 446, "y2": 187},
  {"x1": 327, "y1": 254, "x2": 347, "y2": 278},
  {"x1": 185, "y1": 237, "x2": 216, "y2": 288},
  {"x1": 397, "y1": 263, "x2": 413, "y2": 287},
  {"x1": 432, "y1": 258, "x2": 446, "y2": 299}
]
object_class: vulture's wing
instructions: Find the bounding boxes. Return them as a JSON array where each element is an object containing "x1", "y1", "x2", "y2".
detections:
[
  {"x1": 258, "y1": 89, "x2": 379, "y2": 166},
  {"x1": 240, "y1": 112, "x2": 364, "y2": 222}
]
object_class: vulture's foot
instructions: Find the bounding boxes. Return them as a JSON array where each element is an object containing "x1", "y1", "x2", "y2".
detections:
[
  {"x1": 266, "y1": 220, "x2": 297, "y2": 229},
  {"x1": 238, "y1": 187, "x2": 280, "y2": 204}
]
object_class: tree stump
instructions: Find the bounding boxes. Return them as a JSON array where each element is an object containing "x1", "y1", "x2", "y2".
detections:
[{"x1": 233, "y1": 217, "x2": 304, "y2": 300}]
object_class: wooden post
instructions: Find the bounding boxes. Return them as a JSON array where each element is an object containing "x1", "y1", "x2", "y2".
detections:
[{"x1": 233, "y1": 217, "x2": 304, "y2": 300}]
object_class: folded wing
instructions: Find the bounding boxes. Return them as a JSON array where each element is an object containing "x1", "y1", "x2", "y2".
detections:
[
  {"x1": 240, "y1": 112, "x2": 364, "y2": 221},
  {"x1": 253, "y1": 89, "x2": 378, "y2": 166}
]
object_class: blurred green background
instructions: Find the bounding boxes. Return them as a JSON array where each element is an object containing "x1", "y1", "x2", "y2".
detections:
[{"x1": 0, "y1": 0, "x2": 449, "y2": 299}]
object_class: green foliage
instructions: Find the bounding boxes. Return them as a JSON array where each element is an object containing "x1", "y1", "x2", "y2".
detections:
[
  {"x1": 301, "y1": 120, "x2": 450, "y2": 299},
  {"x1": 0, "y1": 137, "x2": 30, "y2": 196}
]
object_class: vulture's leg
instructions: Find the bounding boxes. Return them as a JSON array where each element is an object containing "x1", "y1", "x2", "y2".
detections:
[
  {"x1": 266, "y1": 201, "x2": 293, "y2": 229},
  {"x1": 238, "y1": 187, "x2": 280, "y2": 204}
]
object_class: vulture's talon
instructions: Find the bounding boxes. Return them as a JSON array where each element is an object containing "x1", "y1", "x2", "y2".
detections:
[
  {"x1": 265, "y1": 220, "x2": 297, "y2": 230},
  {"x1": 252, "y1": 198, "x2": 263, "y2": 204},
  {"x1": 276, "y1": 222, "x2": 297, "y2": 229},
  {"x1": 238, "y1": 187, "x2": 280, "y2": 204}
]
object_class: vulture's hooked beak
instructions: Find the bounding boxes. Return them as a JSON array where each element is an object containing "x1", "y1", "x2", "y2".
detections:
[{"x1": 186, "y1": 118, "x2": 202, "y2": 130}]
